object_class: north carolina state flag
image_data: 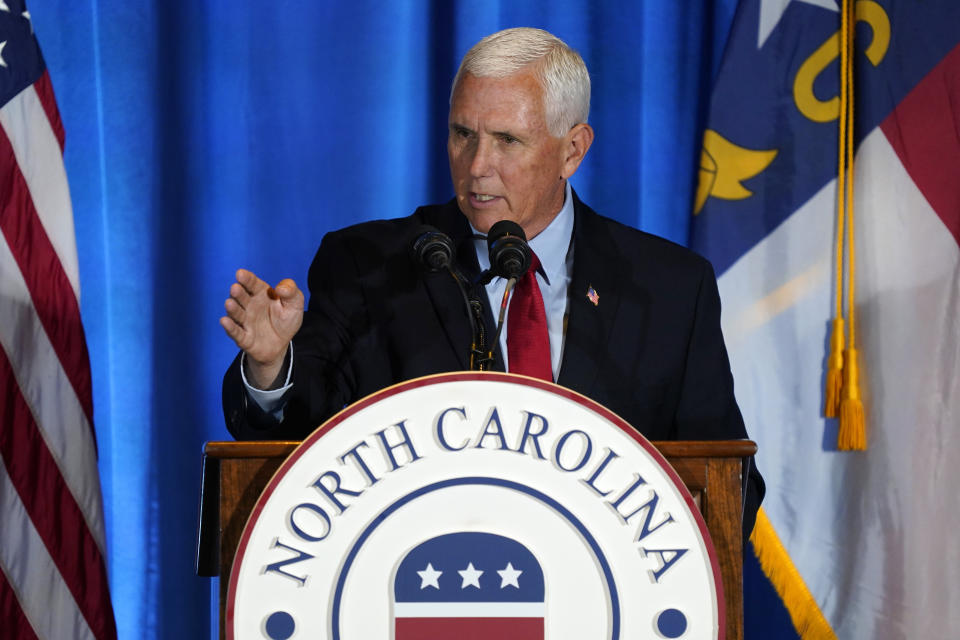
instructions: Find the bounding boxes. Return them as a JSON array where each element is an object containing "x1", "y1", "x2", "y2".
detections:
[{"x1": 692, "y1": 0, "x2": 960, "y2": 637}]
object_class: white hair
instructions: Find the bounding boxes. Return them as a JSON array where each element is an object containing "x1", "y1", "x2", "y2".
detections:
[{"x1": 451, "y1": 27, "x2": 591, "y2": 137}]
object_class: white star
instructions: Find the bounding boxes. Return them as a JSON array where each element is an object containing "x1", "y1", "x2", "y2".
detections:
[
  {"x1": 416, "y1": 563, "x2": 442, "y2": 590},
  {"x1": 757, "y1": 0, "x2": 838, "y2": 49},
  {"x1": 497, "y1": 562, "x2": 522, "y2": 588},
  {"x1": 0, "y1": 2, "x2": 10, "y2": 13},
  {"x1": 0, "y1": 42, "x2": 7, "y2": 69},
  {"x1": 458, "y1": 562, "x2": 483, "y2": 589},
  {"x1": 23, "y1": 11, "x2": 32, "y2": 34}
]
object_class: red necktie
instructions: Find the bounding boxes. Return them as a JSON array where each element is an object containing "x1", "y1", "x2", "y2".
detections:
[{"x1": 507, "y1": 251, "x2": 552, "y2": 381}]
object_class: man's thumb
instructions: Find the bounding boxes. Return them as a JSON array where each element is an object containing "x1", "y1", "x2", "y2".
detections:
[{"x1": 273, "y1": 278, "x2": 301, "y2": 302}]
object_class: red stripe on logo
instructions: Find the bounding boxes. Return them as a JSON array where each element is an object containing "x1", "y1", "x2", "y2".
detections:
[
  {"x1": 0, "y1": 350, "x2": 117, "y2": 640},
  {"x1": 0, "y1": 568, "x2": 40, "y2": 640},
  {"x1": 396, "y1": 617, "x2": 544, "y2": 639},
  {"x1": 880, "y1": 43, "x2": 960, "y2": 247},
  {"x1": 33, "y1": 72, "x2": 66, "y2": 151},
  {"x1": 0, "y1": 126, "x2": 94, "y2": 426}
]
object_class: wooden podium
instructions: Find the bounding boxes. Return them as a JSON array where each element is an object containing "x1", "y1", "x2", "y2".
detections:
[{"x1": 197, "y1": 439, "x2": 755, "y2": 639}]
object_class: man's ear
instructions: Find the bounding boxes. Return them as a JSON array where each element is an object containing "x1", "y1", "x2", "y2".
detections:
[{"x1": 560, "y1": 123, "x2": 594, "y2": 179}]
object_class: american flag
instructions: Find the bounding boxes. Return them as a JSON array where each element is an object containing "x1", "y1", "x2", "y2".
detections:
[
  {"x1": 0, "y1": 2, "x2": 117, "y2": 638},
  {"x1": 393, "y1": 532, "x2": 545, "y2": 639}
]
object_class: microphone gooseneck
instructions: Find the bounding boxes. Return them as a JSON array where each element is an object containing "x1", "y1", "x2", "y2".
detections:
[{"x1": 410, "y1": 225, "x2": 489, "y2": 370}]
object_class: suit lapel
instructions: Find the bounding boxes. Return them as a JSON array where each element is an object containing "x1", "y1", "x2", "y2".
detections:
[{"x1": 557, "y1": 195, "x2": 624, "y2": 395}]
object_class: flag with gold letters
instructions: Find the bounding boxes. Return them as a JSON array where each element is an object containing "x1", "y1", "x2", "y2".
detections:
[{"x1": 692, "y1": 0, "x2": 960, "y2": 637}]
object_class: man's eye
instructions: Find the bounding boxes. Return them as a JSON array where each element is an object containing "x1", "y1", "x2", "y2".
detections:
[
  {"x1": 453, "y1": 128, "x2": 472, "y2": 139},
  {"x1": 500, "y1": 134, "x2": 519, "y2": 144}
]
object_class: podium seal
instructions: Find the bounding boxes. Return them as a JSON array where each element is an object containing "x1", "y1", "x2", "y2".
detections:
[{"x1": 227, "y1": 372, "x2": 724, "y2": 639}]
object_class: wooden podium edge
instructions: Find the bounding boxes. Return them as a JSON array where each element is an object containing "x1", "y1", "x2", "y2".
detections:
[{"x1": 197, "y1": 439, "x2": 755, "y2": 639}]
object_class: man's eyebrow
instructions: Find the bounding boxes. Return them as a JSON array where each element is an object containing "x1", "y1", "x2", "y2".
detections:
[{"x1": 449, "y1": 123, "x2": 524, "y2": 141}]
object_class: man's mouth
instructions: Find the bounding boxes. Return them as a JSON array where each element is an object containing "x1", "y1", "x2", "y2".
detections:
[{"x1": 470, "y1": 192, "x2": 500, "y2": 204}]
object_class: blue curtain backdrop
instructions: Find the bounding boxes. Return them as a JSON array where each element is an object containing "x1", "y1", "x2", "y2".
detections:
[{"x1": 31, "y1": 1, "x2": 745, "y2": 637}]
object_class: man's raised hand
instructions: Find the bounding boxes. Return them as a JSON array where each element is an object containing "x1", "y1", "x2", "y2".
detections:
[{"x1": 220, "y1": 269, "x2": 304, "y2": 389}]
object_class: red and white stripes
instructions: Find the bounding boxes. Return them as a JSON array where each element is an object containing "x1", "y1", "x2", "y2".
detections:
[{"x1": 0, "y1": 72, "x2": 117, "y2": 639}]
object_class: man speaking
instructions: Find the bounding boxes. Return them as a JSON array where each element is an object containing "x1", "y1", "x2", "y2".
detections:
[{"x1": 220, "y1": 27, "x2": 763, "y2": 531}]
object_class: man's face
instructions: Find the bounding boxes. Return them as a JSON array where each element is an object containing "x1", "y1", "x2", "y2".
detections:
[{"x1": 448, "y1": 71, "x2": 569, "y2": 239}]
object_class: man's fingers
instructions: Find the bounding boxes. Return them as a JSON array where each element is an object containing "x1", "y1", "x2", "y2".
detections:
[
  {"x1": 219, "y1": 315, "x2": 248, "y2": 347},
  {"x1": 224, "y1": 297, "x2": 246, "y2": 326},
  {"x1": 229, "y1": 282, "x2": 251, "y2": 308},
  {"x1": 235, "y1": 268, "x2": 267, "y2": 297},
  {"x1": 219, "y1": 315, "x2": 236, "y2": 335}
]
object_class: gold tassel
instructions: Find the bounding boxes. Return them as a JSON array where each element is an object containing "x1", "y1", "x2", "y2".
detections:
[
  {"x1": 837, "y1": 348, "x2": 866, "y2": 450},
  {"x1": 824, "y1": 318, "x2": 845, "y2": 417},
  {"x1": 825, "y1": 0, "x2": 850, "y2": 423}
]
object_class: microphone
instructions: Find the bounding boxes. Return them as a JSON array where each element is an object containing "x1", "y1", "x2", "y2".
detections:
[
  {"x1": 483, "y1": 220, "x2": 531, "y2": 370},
  {"x1": 412, "y1": 226, "x2": 455, "y2": 272},
  {"x1": 486, "y1": 220, "x2": 531, "y2": 280},
  {"x1": 410, "y1": 225, "x2": 489, "y2": 370}
]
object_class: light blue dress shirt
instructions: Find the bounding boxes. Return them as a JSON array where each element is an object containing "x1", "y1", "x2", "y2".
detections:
[{"x1": 471, "y1": 180, "x2": 574, "y2": 381}]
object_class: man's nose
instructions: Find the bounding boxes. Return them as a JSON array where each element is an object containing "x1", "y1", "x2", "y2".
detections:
[{"x1": 469, "y1": 137, "x2": 494, "y2": 178}]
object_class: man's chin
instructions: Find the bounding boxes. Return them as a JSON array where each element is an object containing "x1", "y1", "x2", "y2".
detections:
[{"x1": 458, "y1": 205, "x2": 509, "y2": 235}]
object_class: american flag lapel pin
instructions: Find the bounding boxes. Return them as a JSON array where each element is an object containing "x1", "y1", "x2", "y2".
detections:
[{"x1": 586, "y1": 285, "x2": 599, "y2": 306}]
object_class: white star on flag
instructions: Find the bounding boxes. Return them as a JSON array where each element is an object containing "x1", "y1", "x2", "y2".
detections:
[
  {"x1": 458, "y1": 562, "x2": 483, "y2": 589},
  {"x1": 497, "y1": 562, "x2": 522, "y2": 588},
  {"x1": 0, "y1": 41, "x2": 7, "y2": 68},
  {"x1": 757, "y1": 0, "x2": 837, "y2": 49},
  {"x1": 416, "y1": 563, "x2": 442, "y2": 590}
]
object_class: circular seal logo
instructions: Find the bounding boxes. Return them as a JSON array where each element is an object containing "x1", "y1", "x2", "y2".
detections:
[{"x1": 227, "y1": 373, "x2": 724, "y2": 639}]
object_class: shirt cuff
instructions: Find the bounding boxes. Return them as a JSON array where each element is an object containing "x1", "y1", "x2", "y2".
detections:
[{"x1": 241, "y1": 343, "x2": 294, "y2": 419}]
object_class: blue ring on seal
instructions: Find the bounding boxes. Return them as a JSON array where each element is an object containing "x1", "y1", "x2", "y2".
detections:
[{"x1": 330, "y1": 476, "x2": 620, "y2": 639}]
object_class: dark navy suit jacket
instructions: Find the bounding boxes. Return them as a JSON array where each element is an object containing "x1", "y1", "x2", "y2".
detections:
[{"x1": 222, "y1": 193, "x2": 764, "y2": 531}]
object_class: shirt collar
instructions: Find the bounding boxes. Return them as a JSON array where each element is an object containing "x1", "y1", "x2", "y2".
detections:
[{"x1": 471, "y1": 181, "x2": 575, "y2": 286}]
